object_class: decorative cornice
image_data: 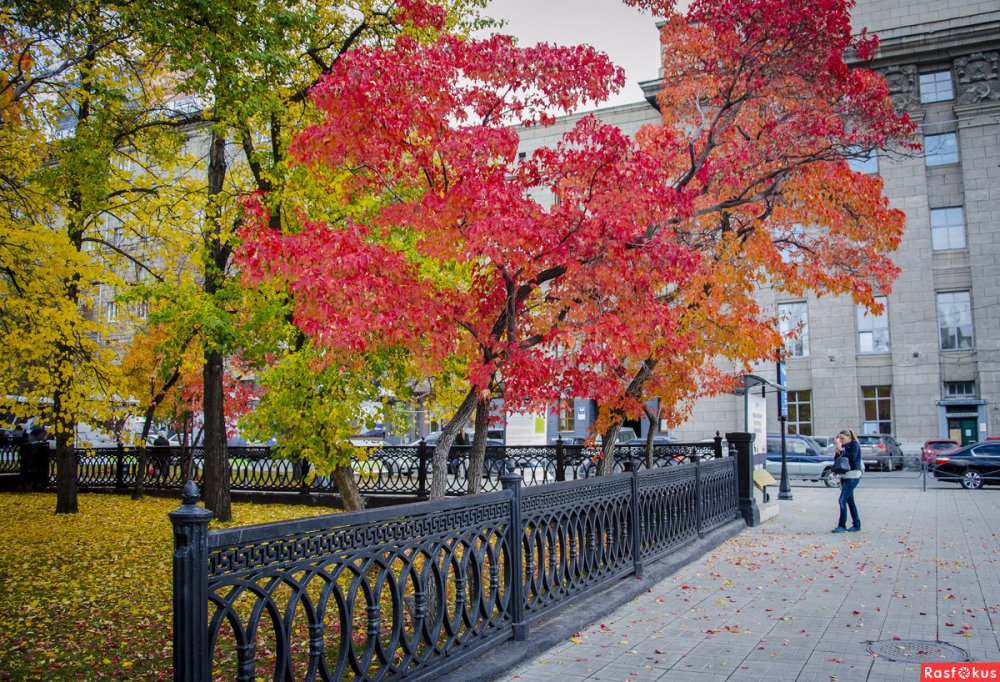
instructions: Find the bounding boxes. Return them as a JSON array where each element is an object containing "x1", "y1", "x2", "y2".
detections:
[{"x1": 955, "y1": 52, "x2": 1000, "y2": 104}]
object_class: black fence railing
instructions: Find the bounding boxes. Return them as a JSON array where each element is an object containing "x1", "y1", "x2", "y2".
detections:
[
  {"x1": 170, "y1": 447, "x2": 743, "y2": 681},
  {"x1": 0, "y1": 444, "x2": 19, "y2": 475},
  {"x1": 2, "y1": 437, "x2": 724, "y2": 498}
]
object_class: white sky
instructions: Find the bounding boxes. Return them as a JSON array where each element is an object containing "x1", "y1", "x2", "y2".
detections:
[{"x1": 482, "y1": 0, "x2": 664, "y2": 108}]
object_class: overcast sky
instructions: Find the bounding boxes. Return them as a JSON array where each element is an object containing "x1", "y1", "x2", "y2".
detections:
[{"x1": 482, "y1": 0, "x2": 664, "y2": 108}]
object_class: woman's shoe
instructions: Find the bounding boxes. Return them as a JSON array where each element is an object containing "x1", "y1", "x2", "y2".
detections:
[
  {"x1": 831, "y1": 527, "x2": 847, "y2": 533},
  {"x1": 848, "y1": 526, "x2": 861, "y2": 532}
]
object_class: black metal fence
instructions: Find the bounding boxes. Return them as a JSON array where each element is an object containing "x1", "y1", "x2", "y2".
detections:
[
  {"x1": 1, "y1": 437, "x2": 725, "y2": 498},
  {"x1": 170, "y1": 449, "x2": 742, "y2": 681}
]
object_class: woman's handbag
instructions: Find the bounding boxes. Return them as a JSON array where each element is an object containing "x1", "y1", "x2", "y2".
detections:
[{"x1": 832, "y1": 455, "x2": 851, "y2": 474}]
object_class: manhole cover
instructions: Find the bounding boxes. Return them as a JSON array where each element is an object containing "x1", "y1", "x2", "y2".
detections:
[{"x1": 867, "y1": 640, "x2": 969, "y2": 663}]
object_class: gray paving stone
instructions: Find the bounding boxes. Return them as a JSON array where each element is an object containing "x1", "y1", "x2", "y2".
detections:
[{"x1": 498, "y1": 487, "x2": 1000, "y2": 682}]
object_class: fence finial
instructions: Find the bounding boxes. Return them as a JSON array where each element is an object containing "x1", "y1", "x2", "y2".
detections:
[{"x1": 181, "y1": 479, "x2": 200, "y2": 506}]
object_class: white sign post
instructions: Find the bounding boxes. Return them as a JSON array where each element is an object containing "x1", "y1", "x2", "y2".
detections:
[{"x1": 746, "y1": 392, "x2": 767, "y2": 456}]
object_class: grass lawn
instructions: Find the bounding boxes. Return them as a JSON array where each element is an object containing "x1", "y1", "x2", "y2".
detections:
[{"x1": 0, "y1": 492, "x2": 341, "y2": 681}]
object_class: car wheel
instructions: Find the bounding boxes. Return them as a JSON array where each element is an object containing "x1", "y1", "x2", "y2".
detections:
[
  {"x1": 822, "y1": 468, "x2": 841, "y2": 488},
  {"x1": 961, "y1": 470, "x2": 983, "y2": 490}
]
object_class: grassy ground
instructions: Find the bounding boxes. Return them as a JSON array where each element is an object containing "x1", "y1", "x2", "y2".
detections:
[{"x1": 0, "y1": 492, "x2": 340, "y2": 681}]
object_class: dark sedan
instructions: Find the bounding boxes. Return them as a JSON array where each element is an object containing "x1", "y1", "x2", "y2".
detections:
[{"x1": 932, "y1": 441, "x2": 1000, "y2": 489}]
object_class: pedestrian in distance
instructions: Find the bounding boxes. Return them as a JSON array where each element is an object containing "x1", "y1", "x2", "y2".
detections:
[
  {"x1": 832, "y1": 428, "x2": 862, "y2": 533},
  {"x1": 153, "y1": 430, "x2": 170, "y2": 481}
]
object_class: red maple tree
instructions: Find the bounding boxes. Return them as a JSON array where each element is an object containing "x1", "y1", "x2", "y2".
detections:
[{"x1": 239, "y1": 0, "x2": 916, "y2": 491}]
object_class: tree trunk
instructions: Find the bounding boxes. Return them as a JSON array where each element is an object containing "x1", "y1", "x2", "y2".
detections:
[
  {"x1": 54, "y1": 431, "x2": 77, "y2": 514},
  {"x1": 201, "y1": 130, "x2": 232, "y2": 520},
  {"x1": 331, "y1": 464, "x2": 366, "y2": 511},
  {"x1": 465, "y1": 399, "x2": 489, "y2": 495},
  {"x1": 597, "y1": 358, "x2": 660, "y2": 477},
  {"x1": 429, "y1": 387, "x2": 479, "y2": 500},
  {"x1": 132, "y1": 404, "x2": 157, "y2": 499},
  {"x1": 643, "y1": 403, "x2": 661, "y2": 470},
  {"x1": 598, "y1": 422, "x2": 623, "y2": 477},
  {"x1": 202, "y1": 347, "x2": 230, "y2": 520}
]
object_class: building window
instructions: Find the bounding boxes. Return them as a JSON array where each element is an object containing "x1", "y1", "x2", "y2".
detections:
[
  {"x1": 847, "y1": 148, "x2": 878, "y2": 174},
  {"x1": 786, "y1": 390, "x2": 813, "y2": 436},
  {"x1": 924, "y1": 132, "x2": 959, "y2": 166},
  {"x1": 857, "y1": 296, "x2": 890, "y2": 353},
  {"x1": 778, "y1": 302, "x2": 809, "y2": 358},
  {"x1": 919, "y1": 71, "x2": 954, "y2": 103},
  {"x1": 930, "y1": 206, "x2": 966, "y2": 250},
  {"x1": 944, "y1": 381, "x2": 975, "y2": 399},
  {"x1": 558, "y1": 398, "x2": 575, "y2": 432},
  {"x1": 937, "y1": 291, "x2": 974, "y2": 350},
  {"x1": 862, "y1": 385, "x2": 892, "y2": 434}
]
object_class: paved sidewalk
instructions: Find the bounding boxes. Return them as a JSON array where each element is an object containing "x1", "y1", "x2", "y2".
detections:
[{"x1": 500, "y1": 485, "x2": 1000, "y2": 681}]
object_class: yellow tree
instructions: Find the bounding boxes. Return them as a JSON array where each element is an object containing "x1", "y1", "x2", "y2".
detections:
[
  {"x1": 135, "y1": 0, "x2": 491, "y2": 520},
  {"x1": 0, "y1": 0, "x2": 198, "y2": 513}
]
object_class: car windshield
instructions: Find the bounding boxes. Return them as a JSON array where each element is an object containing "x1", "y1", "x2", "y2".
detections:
[
  {"x1": 928, "y1": 442, "x2": 956, "y2": 450},
  {"x1": 799, "y1": 435, "x2": 824, "y2": 451},
  {"x1": 858, "y1": 436, "x2": 881, "y2": 445}
]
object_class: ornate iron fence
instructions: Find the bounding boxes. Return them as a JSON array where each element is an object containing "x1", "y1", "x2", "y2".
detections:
[
  {"x1": 9, "y1": 437, "x2": 724, "y2": 499},
  {"x1": 170, "y1": 452, "x2": 742, "y2": 681},
  {"x1": 0, "y1": 444, "x2": 19, "y2": 475}
]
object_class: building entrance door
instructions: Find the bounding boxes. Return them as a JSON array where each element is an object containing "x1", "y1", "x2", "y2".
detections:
[{"x1": 948, "y1": 417, "x2": 978, "y2": 446}]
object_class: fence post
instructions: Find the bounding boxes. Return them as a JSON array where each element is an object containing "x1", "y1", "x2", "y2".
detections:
[
  {"x1": 555, "y1": 436, "x2": 565, "y2": 482},
  {"x1": 298, "y1": 457, "x2": 312, "y2": 499},
  {"x1": 726, "y1": 431, "x2": 759, "y2": 527},
  {"x1": 694, "y1": 456, "x2": 704, "y2": 539},
  {"x1": 417, "y1": 439, "x2": 428, "y2": 499},
  {"x1": 713, "y1": 432, "x2": 723, "y2": 459},
  {"x1": 169, "y1": 480, "x2": 214, "y2": 682},
  {"x1": 500, "y1": 463, "x2": 527, "y2": 641},
  {"x1": 625, "y1": 455, "x2": 643, "y2": 577},
  {"x1": 115, "y1": 444, "x2": 125, "y2": 491}
]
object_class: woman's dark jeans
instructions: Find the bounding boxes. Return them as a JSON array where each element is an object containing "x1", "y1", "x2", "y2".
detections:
[{"x1": 838, "y1": 477, "x2": 861, "y2": 529}]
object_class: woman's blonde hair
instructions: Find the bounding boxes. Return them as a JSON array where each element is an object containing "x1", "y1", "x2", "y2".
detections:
[{"x1": 839, "y1": 429, "x2": 857, "y2": 442}]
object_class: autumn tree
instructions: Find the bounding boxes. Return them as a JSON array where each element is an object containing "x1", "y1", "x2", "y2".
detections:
[
  {"x1": 238, "y1": 12, "x2": 699, "y2": 499},
  {"x1": 564, "y1": 0, "x2": 917, "y2": 471},
  {"x1": 241, "y1": 0, "x2": 917, "y2": 494},
  {"x1": 0, "y1": 0, "x2": 199, "y2": 513},
  {"x1": 134, "y1": 0, "x2": 491, "y2": 520}
]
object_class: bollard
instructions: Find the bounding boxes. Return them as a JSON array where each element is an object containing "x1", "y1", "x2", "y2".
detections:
[{"x1": 169, "y1": 481, "x2": 213, "y2": 682}]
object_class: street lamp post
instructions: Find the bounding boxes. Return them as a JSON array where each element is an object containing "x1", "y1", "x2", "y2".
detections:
[{"x1": 777, "y1": 353, "x2": 793, "y2": 500}]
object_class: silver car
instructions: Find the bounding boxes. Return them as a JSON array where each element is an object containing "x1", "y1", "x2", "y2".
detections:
[
  {"x1": 764, "y1": 435, "x2": 841, "y2": 487},
  {"x1": 856, "y1": 433, "x2": 903, "y2": 471}
]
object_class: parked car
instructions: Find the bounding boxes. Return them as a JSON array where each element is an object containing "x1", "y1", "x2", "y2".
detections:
[
  {"x1": 931, "y1": 441, "x2": 1000, "y2": 489},
  {"x1": 549, "y1": 428, "x2": 639, "y2": 446},
  {"x1": 764, "y1": 434, "x2": 840, "y2": 487},
  {"x1": 622, "y1": 436, "x2": 675, "y2": 446},
  {"x1": 447, "y1": 441, "x2": 506, "y2": 475},
  {"x1": 856, "y1": 433, "x2": 904, "y2": 471},
  {"x1": 408, "y1": 431, "x2": 501, "y2": 447},
  {"x1": 921, "y1": 438, "x2": 959, "y2": 464}
]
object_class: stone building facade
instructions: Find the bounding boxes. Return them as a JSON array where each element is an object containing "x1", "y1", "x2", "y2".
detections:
[{"x1": 514, "y1": 0, "x2": 1000, "y2": 452}]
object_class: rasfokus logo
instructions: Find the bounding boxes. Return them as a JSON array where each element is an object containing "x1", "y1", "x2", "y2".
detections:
[{"x1": 921, "y1": 663, "x2": 1000, "y2": 680}]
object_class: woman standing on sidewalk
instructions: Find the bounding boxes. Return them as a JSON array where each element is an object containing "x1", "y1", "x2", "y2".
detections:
[{"x1": 832, "y1": 429, "x2": 863, "y2": 533}]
